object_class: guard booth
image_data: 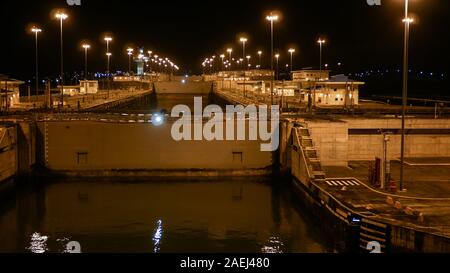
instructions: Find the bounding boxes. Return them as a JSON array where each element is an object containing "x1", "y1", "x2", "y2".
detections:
[{"x1": 80, "y1": 80, "x2": 99, "y2": 94}]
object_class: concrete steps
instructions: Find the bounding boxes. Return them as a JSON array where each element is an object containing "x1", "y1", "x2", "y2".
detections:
[{"x1": 294, "y1": 124, "x2": 326, "y2": 181}]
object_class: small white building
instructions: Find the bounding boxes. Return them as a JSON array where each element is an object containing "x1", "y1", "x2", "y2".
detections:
[
  {"x1": 300, "y1": 75, "x2": 364, "y2": 106},
  {"x1": 0, "y1": 75, "x2": 23, "y2": 109},
  {"x1": 59, "y1": 80, "x2": 99, "y2": 96},
  {"x1": 80, "y1": 80, "x2": 98, "y2": 94}
]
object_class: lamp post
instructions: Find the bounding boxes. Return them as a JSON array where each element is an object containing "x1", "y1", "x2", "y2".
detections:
[
  {"x1": 55, "y1": 12, "x2": 68, "y2": 109},
  {"x1": 400, "y1": 0, "x2": 413, "y2": 192},
  {"x1": 227, "y1": 48, "x2": 233, "y2": 70},
  {"x1": 275, "y1": 54, "x2": 280, "y2": 80},
  {"x1": 31, "y1": 26, "x2": 42, "y2": 96},
  {"x1": 244, "y1": 55, "x2": 251, "y2": 98},
  {"x1": 227, "y1": 48, "x2": 233, "y2": 90},
  {"x1": 104, "y1": 37, "x2": 112, "y2": 97},
  {"x1": 240, "y1": 38, "x2": 247, "y2": 70},
  {"x1": 288, "y1": 48, "x2": 295, "y2": 76},
  {"x1": 317, "y1": 39, "x2": 326, "y2": 75},
  {"x1": 266, "y1": 13, "x2": 278, "y2": 105},
  {"x1": 106, "y1": 52, "x2": 112, "y2": 97},
  {"x1": 104, "y1": 37, "x2": 112, "y2": 73},
  {"x1": 246, "y1": 55, "x2": 251, "y2": 68},
  {"x1": 82, "y1": 44, "x2": 90, "y2": 80},
  {"x1": 220, "y1": 54, "x2": 225, "y2": 70},
  {"x1": 148, "y1": 51, "x2": 153, "y2": 73},
  {"x1": 257, "y1": 51, "x2": 262, "y2": 69},
  {"x1": 127, "y1": 48, "x2": 134, "y2": 74}
]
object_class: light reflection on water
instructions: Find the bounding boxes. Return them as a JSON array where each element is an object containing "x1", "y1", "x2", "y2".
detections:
[
  {"x1": 0, "y1": 179, "x2": 336, "y2": 253},
  {"x1": 27, "y1": 232, "x2": 48, "y2": 253},
  {"x1": 153, "y1": 220, "x2": 163, "y2": 253}
]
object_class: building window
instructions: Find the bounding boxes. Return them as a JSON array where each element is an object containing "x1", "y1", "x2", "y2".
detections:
[
  {"x1": 232, "y1": 151, "x2": 243, "y2": 163},
  {"x1": 77, "y1": 152, "x2": 88, "y2": 165}
]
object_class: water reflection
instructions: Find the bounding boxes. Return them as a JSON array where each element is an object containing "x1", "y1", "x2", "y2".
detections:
[
  {"x1": 261, "y1": 236, "x2": 285, "y2": 253},
  {"x1": 0, "y1": 179, "x2": 336, "y2": 253},
  {"x1": 153, "y1": 220, "x2": 163, "y2": 253},
  {"x1": 27, "y1": 232, "x2": 48, "y2": 253}
]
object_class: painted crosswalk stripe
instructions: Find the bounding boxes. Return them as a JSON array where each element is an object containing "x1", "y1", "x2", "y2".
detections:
[
  {"x1": 326, "y1": 181, "x2": 333, "y2": 186},
  {"x1": 341, "y1": 181, "x2": 349, "y2": 186}
]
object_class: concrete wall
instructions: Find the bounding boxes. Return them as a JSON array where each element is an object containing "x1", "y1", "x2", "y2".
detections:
[
  {"x1": 305, "y1": 118, "x2": 450, "y2": 166},
  {"x1": 0, "y1": 125, "x2": 17, "y2": 184},
  {"x1": 345, "y1": 118, "x2": 450, "y2": 161},
  {"x1": 17, "y1": 122, "x2": 36, "y2": 174},
  {"x1": 37, "y1": 120, "x2": 273, "y2": 173},
  {"x1": 307, "y1": 120, "x2": 349, "y2": 167},
  {"x1": 154, "y1": 81, "x2": 212, "y2": 95}
]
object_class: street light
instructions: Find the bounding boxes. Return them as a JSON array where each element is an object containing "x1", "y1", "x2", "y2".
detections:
[
  {"x1": 246, "y1": 55, "x2": 251, "y2": 66},
  {"x1": 257, "y1": 51, "x2": 262, "y2": 69},
  {"x1": 400, "y1": 0, "x2": 414, "y2": 192},
  {"x1": 148, "y1": 51, "x2": 153, "y2": 73},
  {"x1": 104, "y1": 37, "x2": 112, "y2": 73},
  {"x1": 275, "y1": 54, "x2": 280, "y2": 80},
  {"x1": 104, "y1": 37, "x2": 112, "y2": 98},
  {"x1": 220, "y1": 54, "x2": 225, "y2": 70},
  {"x1": 127, "y1": 48, "x2": 134, "y2": 74},
  {"x1": 266, "y1": 13, "x2": 279, "y2": 105},
  {"x1": 227, "y1": 48, "x2": 233, "y2": 70},
  {"x1": 240, "y1": 37, "x2": 248, "y2": 70},
  {"x1": 288, "y1": 48, "x2": 295, "y2": 75},
  {"x1": 82, "y1": 44, "x2": 90, "y2": 80},
  {"x1": 106, "y1": 53, "x2": 112, "y2": 62},
  {"x1": 31, "y1": 26, "x2": 42, "y2": 96},
  {"x1": 317, "y1": 39, "x2": 326, "y2": 75},
  {"x1": 55, "y1": 12, "x2": 68, "y2": 109}
]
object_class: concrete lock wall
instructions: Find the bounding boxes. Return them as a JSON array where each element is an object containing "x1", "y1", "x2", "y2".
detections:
[
  {"x1": 37, "y1": 120, "x2": 273, "y2": 173},
  {"x1": 345, "y1": 118, "x2": 450, "y2": 161},
  {"x1": 154, "y1": 82, "x2": 212, "y2": 95},
  {"x1": 306, "y1": 118, "x2": 450, "y2": 166},
  {"x1": 306, "y1": 120, "x2": 349, "y2": 167},
  {"x1": 0, "y1": 125, "x2": 18, "y2": 184},
  {"x1": 17, "y1": 122, "x2": 36, "y2": 174}
]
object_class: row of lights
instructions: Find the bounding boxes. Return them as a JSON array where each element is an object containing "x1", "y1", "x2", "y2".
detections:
[
  {"x1": 28, "y1": 9, "x2": 181, "y2": 100},
  {"x1": 201, "y1": 12, "x2": 328, "y2": 78},
  {"x1": 352, "y1": 69, "x2": 446, "y2": 79},
  {"x1": 125, "y1": 48, "x2": 180, "y2": 75}
]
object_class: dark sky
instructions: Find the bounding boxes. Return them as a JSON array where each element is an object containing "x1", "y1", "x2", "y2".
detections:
[{"x1": 1, "y1": 0, "x2": 449, "y2": 79}]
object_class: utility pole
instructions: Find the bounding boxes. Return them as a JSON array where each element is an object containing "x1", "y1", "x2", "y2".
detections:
[{"x1": 400, "y1": 0, "x2": 413, "y2": 192}]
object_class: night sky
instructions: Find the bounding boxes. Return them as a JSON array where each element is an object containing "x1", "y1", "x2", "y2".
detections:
[{"x1": 1, "y1": 0, "x2": 449, "y2": 83}]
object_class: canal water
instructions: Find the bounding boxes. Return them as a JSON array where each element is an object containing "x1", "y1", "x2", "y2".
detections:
[{"x1": 0, "y1": 178, "x2": 337, "y2": 253}]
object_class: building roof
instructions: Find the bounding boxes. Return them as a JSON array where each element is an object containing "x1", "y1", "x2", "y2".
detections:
[
  {"x1": 322, "y1": 74, "x2": 364, "y2": 84},
  {"x1": 292, "y1": 70, "x2": 331, "y2": 73},
  {"x1": 0, "y1": 74, "x2": 24, "y2": 84}
]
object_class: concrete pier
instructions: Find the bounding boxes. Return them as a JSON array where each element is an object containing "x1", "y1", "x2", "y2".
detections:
[{"x1": 281, "y1": 118, "x2": 450, "y2": 252}]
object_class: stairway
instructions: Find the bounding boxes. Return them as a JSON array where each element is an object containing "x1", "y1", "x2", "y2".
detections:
[{"x1": 296, "y1": 125, "x2": 326, "y2": 181}]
